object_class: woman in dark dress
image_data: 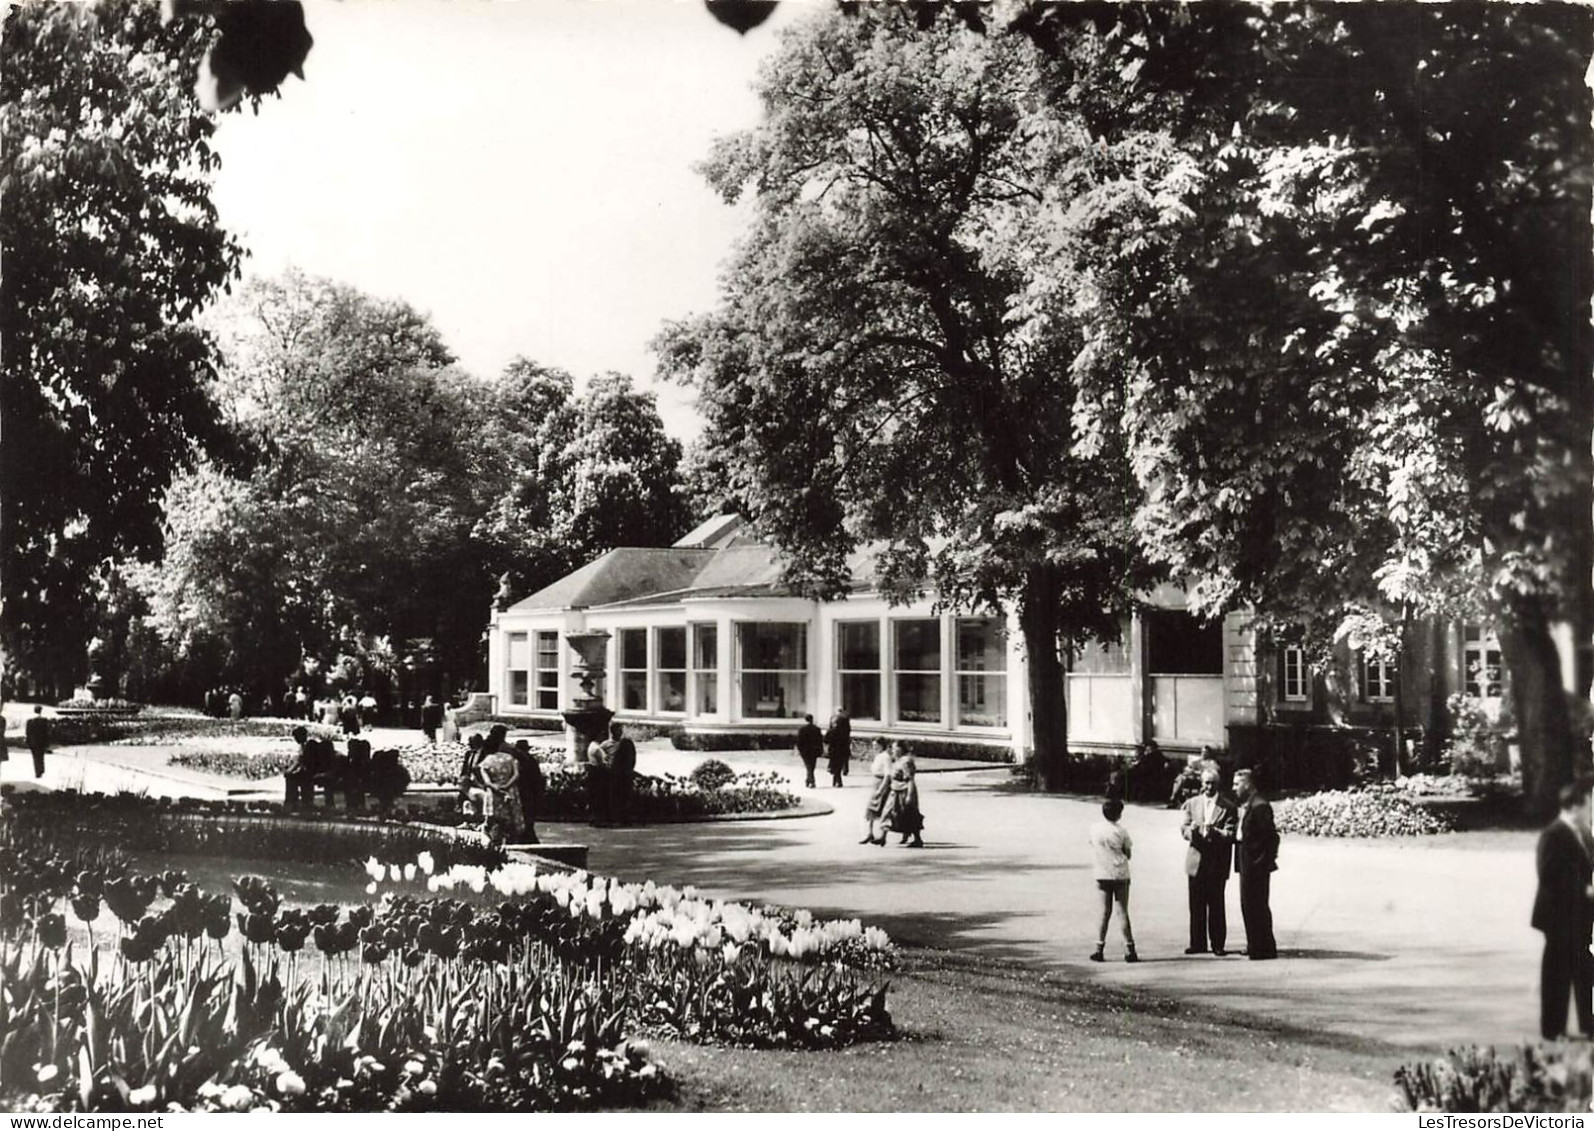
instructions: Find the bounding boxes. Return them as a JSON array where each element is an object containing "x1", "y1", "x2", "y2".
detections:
[
  {"x1": 511, "y1": 739, "x2": 546, "y2": 844},
  {"x1": 824, "y1": 709, "x2": 851, "y2": 788},
  {"x1": 888, "y1": 750, "x2": 925, "y2": 848}
]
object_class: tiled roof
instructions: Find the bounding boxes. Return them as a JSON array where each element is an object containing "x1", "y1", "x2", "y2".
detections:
[
  {"x1": 506, "y1": 548, "x2": 715, "y2": 612},
  {"x1": 507, "y1": 518, "x2": 891, "y2": 613}
]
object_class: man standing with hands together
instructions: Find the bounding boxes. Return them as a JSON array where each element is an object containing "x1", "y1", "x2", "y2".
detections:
[{"x1": 1181, "y1": 765, "x2": 1237, "y2": 956}]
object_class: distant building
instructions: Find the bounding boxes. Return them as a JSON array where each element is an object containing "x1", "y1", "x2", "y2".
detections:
[{"x1": 487, "y1": 516, "x2": 1562, "y2": 772}]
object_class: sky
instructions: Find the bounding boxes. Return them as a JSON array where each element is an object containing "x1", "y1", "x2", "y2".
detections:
[{"x1": 209, "y1": 0, "x2": 809, "y2": 440}]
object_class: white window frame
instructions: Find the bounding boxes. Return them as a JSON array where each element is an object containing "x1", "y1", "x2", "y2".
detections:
[
  {"x1": 954, "y1": 617, "x2": 1008, "y2": 729},
  {"x1": 892, "y1": 618, "x2": 943, "y2": 725},
  {"x1": 735, "y1": 622, "x2": 808, "y2": 719},
  {"x1": 1281, "y1": 646, "x2": 1309, "y2": 704},
  {"x1": 654, "y1": 626, "x2": 688, "y2": 715},
  {"x1": 506, "y1": 631, "x2": 531, "y2": 708},
  {"x1": 534, "y1": 631, "x2": 560, "y2": 711},
  {"x1": 618, "y1": 628, "x2": 649, "y2": 713},
  {"x1": 690, "y1": 622, "x2": 718, "y2": 717},
  {"x1": 835, "y1": 619, "x2": 883, "y2": 722},
  {"x1": 1361, "y1": 654, "x2": 1396, "y2": 703},
  {"x1": 1462, "y1": 624, "x2": 1503, "y2": 700}
]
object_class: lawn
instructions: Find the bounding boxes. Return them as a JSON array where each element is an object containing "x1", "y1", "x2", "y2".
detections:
[{"x1": 649, "y1": 949, "x2": 1400, "y2": 1112}]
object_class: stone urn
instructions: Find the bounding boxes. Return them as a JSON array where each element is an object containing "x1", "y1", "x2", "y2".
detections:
[{"x1": 561, "y1": 631, "x2": 614, "y2": 763}]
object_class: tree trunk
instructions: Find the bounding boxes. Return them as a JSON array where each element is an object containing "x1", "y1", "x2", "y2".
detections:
[
  {"x1": 1499, "y1": 592, "x2": 1580, "y2": 820},
  {"x1": 1019, "y1": 567, "x2": 1068, "y2": 791}
]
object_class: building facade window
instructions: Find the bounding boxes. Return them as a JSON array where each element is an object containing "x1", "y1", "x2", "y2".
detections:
[
  {"x1": 1280, "y1": 646, "x2": 1309, "y2": 703},
  {"x1": 1463, "y1": 624, "x2": 1503, "y2": 699},
  {"x1": 619, "y1": 628, "x2": 648, "y2": 712},
  {"x1": 534, "y1": 631, "x2": 560, "y2": 710},
  {"x1": 894, "y1": 619, "x2": 942, "y2": 724},
  {"x1": 691, "y1": 623, "x2": 718, "y2": 716},
  {"x1": 1361, "y1": 654, "x2": 1396, "y2": 703},
  {"x1": 836, "y1": 620, "x2": 882, "y2": 721},
  {"x1": 736, "y1": 622, "x2": 807, "y2": 718},
  {"x1": 655, "y1": 627, "x2": 687, "y2": 713},
  {"x1": 955, "y1": 618, "x2": 1007, "y2": 728},
  {"x1": 507, "y1": 632, "x2": 531, "y2": 707}
]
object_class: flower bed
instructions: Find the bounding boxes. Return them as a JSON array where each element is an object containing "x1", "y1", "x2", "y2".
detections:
[
  {"x1": 164, "y1": 740, "x2": 804, "y2": 822},
  {"x1": 0, "y1": 822, "x2": 896, "y2": 1113},
  {"x1": 169, "y1": 749, "x2": 298, "y2": 779},
  {"x1": 2, "y1": 791, "x2": 506, "y2": 871},
  {"x1": 1275, "y1": 783, "x2": 1455, "y2": 837},
  {"x1": 1395, "y1": 1044, "x2": 1592, "y2": 1112}
]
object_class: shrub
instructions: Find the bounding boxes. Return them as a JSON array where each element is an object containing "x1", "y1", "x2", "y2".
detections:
[
  {"x1": 1275, "y1": 783, "x2": 1455, "y2": 837},
  {"x1": 1395, "y1": 1044, "x2": 1593, "y2": 1112},
  {"x1": 1444, "y1": 694, "x2": 1510, "y2": 779},
  {"x1": 688, "y1": 759, "x2": 736, "y2": 791}
]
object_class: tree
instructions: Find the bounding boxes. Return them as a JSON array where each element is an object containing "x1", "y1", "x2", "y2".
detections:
[
  {"x1": 656, "y1": 7, "x2": 1155, "y2": 785},
  {"x1": 133, "y1": 271, "x2": 487, "y2": 698},
  {"x1": 1008, "y1": 3, "x2": 1593, "y2": 811},
  {"x1": 475, "y1": 366, "x2": 691, "y2": 606},
  {"x1": 135, "y1": 273, "x2": 691, "y2": 699},
  {"x1": 1, "y1": 0, "x2": 246, "y2": 695}
]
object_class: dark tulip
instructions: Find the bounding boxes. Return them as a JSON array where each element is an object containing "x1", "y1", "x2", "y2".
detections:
[
  {"x1": 37, "y1": 913, "x2": 67, "y2": 949},
  {"x1": 361, "y1": 943, "x2": 387, "y2": 964}
]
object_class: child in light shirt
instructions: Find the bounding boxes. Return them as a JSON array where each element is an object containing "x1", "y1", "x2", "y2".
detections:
[{"x1": 1088, "y1": 797, "x2": 1138, "y2": 963}]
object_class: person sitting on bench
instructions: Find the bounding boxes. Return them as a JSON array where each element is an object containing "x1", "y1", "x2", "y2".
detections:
[{"x1": 285, "y1": 726, "x2": 340, "y2": 807}]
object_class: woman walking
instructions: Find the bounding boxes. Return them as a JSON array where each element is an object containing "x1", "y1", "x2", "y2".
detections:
[
  {"x1": 888, "y1": 749, "x2": 925, "y2": 848},
  {"x1": 861, "y1": 738, "x2": 894, "y2": 845}
]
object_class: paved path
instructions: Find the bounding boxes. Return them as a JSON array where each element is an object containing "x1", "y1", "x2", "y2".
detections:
[
  {"x1": 3, "y1": 724, "x2": 1541, "y2": 1051},
  {"x1": 578, "y1": 748, "x2": 1540, "y2": 1052}
]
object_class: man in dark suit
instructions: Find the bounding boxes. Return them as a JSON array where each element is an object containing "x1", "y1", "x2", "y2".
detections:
[
  {"x1": 24, "y1": 706, "x2": 50, "y2": 778},
  {"x1": 1180, "y1": 765, "x2": 1238, "y2": 955},
  {"x1": 1533, "y1": 779, "x2": 1594, "y2": 1040},
  {"x1": 1233, "y1": 768, "x2": 1280, "y2": 960},
  {"x1": 795, "y1": 713, "x2": 824, "y2": 789}
]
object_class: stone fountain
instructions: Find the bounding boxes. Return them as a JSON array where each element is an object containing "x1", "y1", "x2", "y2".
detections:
[{"x1": 560, "y1": 630, "x2": 614, "y2": 763}]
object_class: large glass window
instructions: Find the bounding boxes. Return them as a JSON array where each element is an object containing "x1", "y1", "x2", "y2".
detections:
[
  {"x1": 655, "y1": 627, "x2": 687, "y2": 713},
  {"x1": 1280, "y1": 646, "x2": 1308, "y2": 703},
  {"x1": 507, "y1": 632, "x2": 530, "y2": 707},
  {"x1": 534, "y1": 631, "x2": 560, "y2": 710},
  {"x1": 691, "y1": 623, "x2": 718, "y2": 715},
  {"x1": 836, "y1": 621, "x2": 881, "y2": 720},
  {"x1": 1463, "y1": 624, "x2": 1503, "y2": 699},
  {"x1": 736, "y1": 622, "x2": 807, "y2": 718},
  {"x1": 894, "y1": 619, "x2": 942, "y2": 724},
  {"x1": 956, "y1": 618, "x2": 1007, "y2": 728},
  {"x1": 619, "y1": 628, "x2": 648, "y2": 711}
]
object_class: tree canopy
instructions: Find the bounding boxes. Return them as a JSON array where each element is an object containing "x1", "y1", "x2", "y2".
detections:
[
  {"x1": 657, "y1": 6, "x2": 1155, "y2": 782},
  {"x1": 1, "y1": 0, "x2": 246, "y2": 693},
  {"x1": 1003, "y1": 3, "x2": 1593, "y2": 807},
  {"x1": 128, "y1": 271, "x2": 690, "y2": 702}
]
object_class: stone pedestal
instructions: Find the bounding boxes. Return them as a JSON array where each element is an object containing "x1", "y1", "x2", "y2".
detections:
[{"x1": 561, "y1": 630, "x2": 613, "y2": 764}]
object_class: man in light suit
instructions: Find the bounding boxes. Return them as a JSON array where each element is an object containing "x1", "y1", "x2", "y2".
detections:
[
  {"x1": 1233, "y1": 768, "x2": 1280, "y2": 960},
  {"x1": 1533, "y1": 779, "x2": 1594, "y2": 1040},
  {"x1": 1180, "y1": 765, "x2": 1237, "y2": 956}
]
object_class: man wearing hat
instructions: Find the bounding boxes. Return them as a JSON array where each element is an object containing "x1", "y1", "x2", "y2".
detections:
[{"x1": 1180, "y1": 764, "x2": 1237, "y2": 955}]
